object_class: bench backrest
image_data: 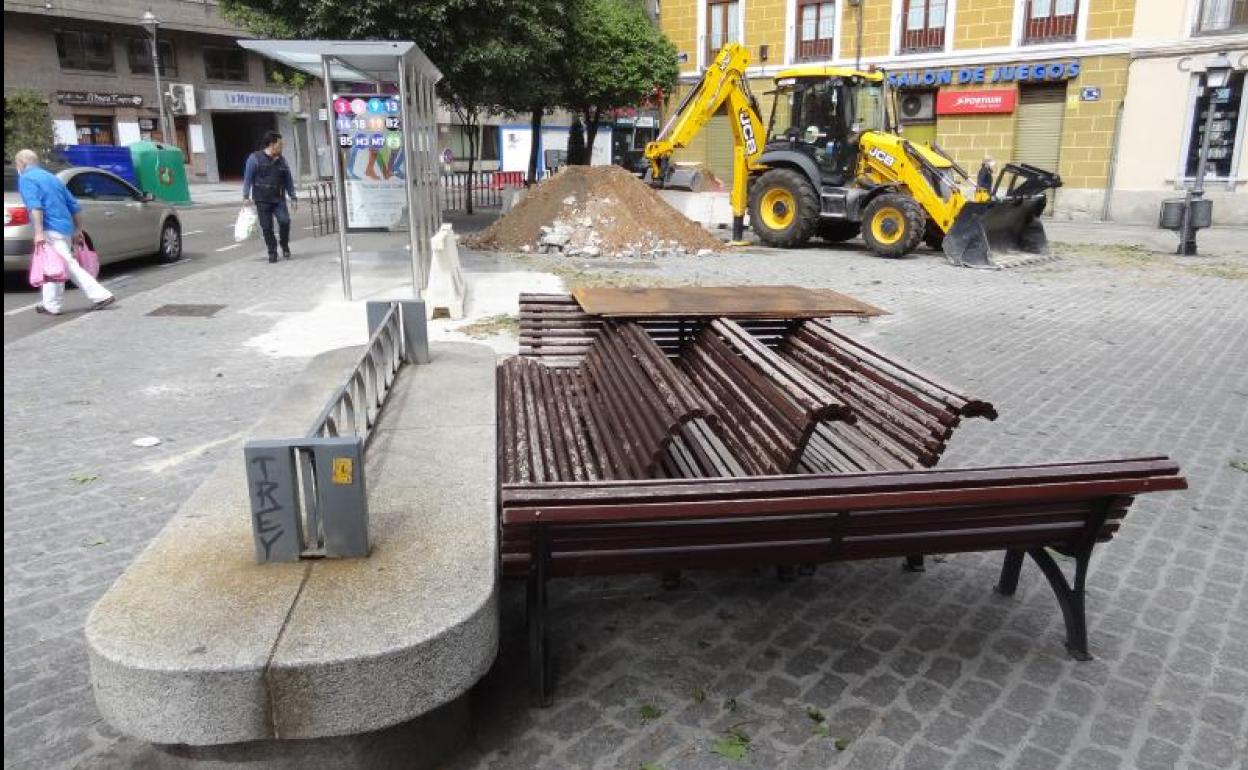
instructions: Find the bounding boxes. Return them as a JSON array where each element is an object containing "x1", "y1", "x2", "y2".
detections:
[
  {"x1": 499, "y1": 458, "x2": 1186, "y2": 577},
  {"x1": 499, "y1": 321, "x2": 715, "y2": 483},
  {"x1": 682, "y1": 318, "x2": 854, "y2": 475},
  {"x1": 783, "y1": 319, "x2": 997, "y2": 471}
]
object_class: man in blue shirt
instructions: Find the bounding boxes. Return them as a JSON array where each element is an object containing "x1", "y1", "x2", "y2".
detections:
[
  {"x1": 242, "y1": 131, "x2": 298, "y2": 263},
  {"x1": 15, "y1": 149, "x2": 114, "y2": 314}
]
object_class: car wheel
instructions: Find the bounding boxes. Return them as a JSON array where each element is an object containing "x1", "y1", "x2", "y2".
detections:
[{"x1": 159, "y1": 219, "x2": 182, "y2": 263}]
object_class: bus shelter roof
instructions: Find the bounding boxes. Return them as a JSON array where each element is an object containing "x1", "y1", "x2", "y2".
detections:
[{"x1": 237, "y1": 40, "x2": 442, "y2": 84}]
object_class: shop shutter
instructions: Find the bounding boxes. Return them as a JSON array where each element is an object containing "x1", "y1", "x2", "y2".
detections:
[
  {"x1": 706, "y1": 105, "x2": 735, "y2": 187},
  {"x1": 1013, "y1": 84, "x2": 1065, "y2": 213}
]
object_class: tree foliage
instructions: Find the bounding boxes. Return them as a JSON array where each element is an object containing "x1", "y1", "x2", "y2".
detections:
[
  {"x1": 561, "y1": 0, "x2": 678, "y2": 163},
  {"x1": 4, "y1": 90, "x2": 54, "y2": 163}
]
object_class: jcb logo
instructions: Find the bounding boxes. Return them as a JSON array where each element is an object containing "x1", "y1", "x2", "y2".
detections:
[
  {"x1": 739, "y1": 109, "x2": 758, "y2": 155},
  {"x1": 868, "y1": 147, "x2": 897, "y2": 168}
]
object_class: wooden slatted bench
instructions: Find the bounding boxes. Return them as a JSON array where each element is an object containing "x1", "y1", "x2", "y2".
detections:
[{"x1": 501, "y1": 458, "x2": 1188, "y2": 704}]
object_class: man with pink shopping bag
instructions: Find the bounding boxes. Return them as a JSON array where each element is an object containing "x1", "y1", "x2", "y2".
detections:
[{"x1": 14, "y1": 149, "x2": 115, "y2": 315}]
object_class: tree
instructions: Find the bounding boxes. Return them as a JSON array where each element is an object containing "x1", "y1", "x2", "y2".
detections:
[
  {"x1": 4, "y1": 90, "x2": 54, "y2": 164},
  {"x1": 561, "y1": 0, "x2": 678, "y2": 164},
  {"x1": 222, "y1": 0, "x2": 557, "y2": 212}
]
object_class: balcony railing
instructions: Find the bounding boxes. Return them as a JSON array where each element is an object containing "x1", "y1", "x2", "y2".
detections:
[
  {"x1": 900, "y1": 26, "x2": 946, "y2": 53},
  {"x1": 1023, "y1": 0, "x2": 1078, "y2": 44},
  {"x1": 796, "y1": 37, "x2": 834, "y2": 61}
]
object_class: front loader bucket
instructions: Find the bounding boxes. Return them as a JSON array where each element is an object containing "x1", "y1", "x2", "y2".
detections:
[{"x1": 943, "y1": 194, "x2": 1049, "y2": 268}]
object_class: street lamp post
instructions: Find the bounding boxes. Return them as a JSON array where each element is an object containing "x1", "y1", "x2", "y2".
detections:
[
  {"x1": 1178, "y1": 52, "x2": 1232, "y2": 256},
  {"x1": 142, "y1": 10, "x2": 171, "y2": 144}
]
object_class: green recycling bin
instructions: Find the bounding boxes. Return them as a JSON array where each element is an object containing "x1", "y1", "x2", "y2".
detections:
[{"x1": 129, "y1": 141, "x2": 191, "y2": 204}]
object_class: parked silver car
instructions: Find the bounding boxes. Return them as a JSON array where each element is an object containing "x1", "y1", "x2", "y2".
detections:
[{"x1": 4, "y1": 165, "x2": 182, "y2": 271}]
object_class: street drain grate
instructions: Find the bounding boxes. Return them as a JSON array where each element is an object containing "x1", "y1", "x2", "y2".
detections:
[{"x1": 146, "y1": 304, "x2": 227, "y2": 318}]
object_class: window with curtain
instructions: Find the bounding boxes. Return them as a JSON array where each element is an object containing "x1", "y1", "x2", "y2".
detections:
[
  {"x1": 706, "y1": 0, "x2": 740, "y2": 63},
  {"x1": 1184, "y1": 71, "x2": 1244, "y2": 179},
  {"x1": 1023, "y1": 0, "x2": 1078, "y2": 43},
  {"x1": 55, "y1": 30, "x2": 114, "y2": 72},
  {"x1": 127, "y1": 38, "x2": 177, "y2": 76},
  {"x1": 1195, "y1": 0, "x2": 1248, "y2": 33},
  {"x1": 797, "y1": 1, "x2": 835, "y2": 61},
  {"x1": 900, "y1": 0, "x2": 947, "y2": 52}
]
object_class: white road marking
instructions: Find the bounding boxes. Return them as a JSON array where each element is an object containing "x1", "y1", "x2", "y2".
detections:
[
  {"x1": 215, "y1": 244, "x2": 242, "y2": 252},
  {"x1": 157, "y1": 258, "x2": 192, "y2": 268},
  {"x1": 183, "y1": 229, "x2": 205, "y2": 236},
  {"x1": 104, "y1": 274, "x2": 133, "y2": 286},
  {"x1": 4, "y1": 301, "x2": 41, "y2": 317}
]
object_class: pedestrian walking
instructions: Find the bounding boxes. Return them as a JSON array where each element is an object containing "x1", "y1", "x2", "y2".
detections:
[
  {"x1": 14, "y1": 149, "x2": 115, "y2": 315},
  {"x1": 975, "y1": 156, "x2": 996, "y2": 202},
  {"x1": 242, "y1": 131, "x2": 298, "y2": 263}
]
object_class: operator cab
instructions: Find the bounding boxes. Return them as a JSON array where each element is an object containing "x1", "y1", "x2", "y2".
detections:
[{"x1": 766, "y1": 69, "x2": 891, "y2": 186}]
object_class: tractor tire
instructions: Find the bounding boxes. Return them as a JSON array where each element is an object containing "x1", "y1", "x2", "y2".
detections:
[
  {"x1": 861, "y1": 193, "x2": 925, "y2": 258},
  {"x1": 922, "y1": 221, "x2": 945, "y2": 251},
  {"x1": 819, "y1": 220, "x2": 861, "y2": 243},
  {"x1": 749, "y1": 168, "x2": 820, "y2": 248}
]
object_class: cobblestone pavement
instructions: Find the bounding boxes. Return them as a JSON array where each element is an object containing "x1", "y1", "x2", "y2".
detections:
[
  {"x1": 4, "y1": 233, "x2": 1247, "y2": 770},
  {"x1": 447, "y1": 245, "x2": 1248, "y2": 770}
]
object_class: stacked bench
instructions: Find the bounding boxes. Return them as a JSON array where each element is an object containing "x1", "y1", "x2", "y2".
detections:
[{"x1": 499, "y1": 293, "x2": 1188, "y2": 704}]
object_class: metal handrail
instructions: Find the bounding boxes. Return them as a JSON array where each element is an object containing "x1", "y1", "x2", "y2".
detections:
[{"x1": 307, "y1": 302, "x2": 405, "y2": 447}]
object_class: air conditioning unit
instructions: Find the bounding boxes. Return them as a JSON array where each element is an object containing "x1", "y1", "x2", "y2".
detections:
[
  {"x1": 899, "y1": 91, "x2": 935, "y2": 122},
  {"x1": 166, "y1": 84, "x2": 196, "y2": 116}
]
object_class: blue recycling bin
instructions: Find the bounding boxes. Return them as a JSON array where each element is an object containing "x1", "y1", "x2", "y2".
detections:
[{"x1": 58, "y1": 145, "x2": 138, "y2": 186}]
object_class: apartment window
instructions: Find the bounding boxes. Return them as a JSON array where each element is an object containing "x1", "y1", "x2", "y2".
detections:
[
  {"x1": 481, "y1": 125, "x2": 500, "y2": 161},
  {"x1": 1023, "y1": 0, "x2": 1078, "y2": 43},
  {"x1": 55, "y1": 30, "x2": 114, "y2": 71},
  {"x1": 1184, "y1": 71, "x2": 1245, "y2": 180},
  {"x1": 797, "y1": 1, "x2": 835, "y2": 62},
  {"x1": 204, "y1": 46, "x2": 248, "y2": 81},
  {"x1": 706, "y1": 0, "x2": 740, "y2": 63},
  {"x1": 1195, "y1": 0, "x2": 1248, "y2": 33},
  {"x1": 127, "y1": 38, "x2": 177, "y2": 76},
  {"x1": 901, "y1": 0, "x2": 946, "y2": 52}
]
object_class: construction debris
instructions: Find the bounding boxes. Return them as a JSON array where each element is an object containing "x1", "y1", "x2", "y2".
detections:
[{"x1": 464, "y1": 165, "x2": 722, "y2": 258}]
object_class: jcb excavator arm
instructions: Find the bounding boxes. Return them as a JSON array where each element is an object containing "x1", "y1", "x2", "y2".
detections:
[{"x1": 644, "y1": 43, "x2": 768, "y2": 242}]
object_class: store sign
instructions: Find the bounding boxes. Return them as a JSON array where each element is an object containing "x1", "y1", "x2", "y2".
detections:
[
  {"x1": 56, "y1": 91, "x2": 143, "y2": 107},
  {"x1": 332, "y1": 95, "x2": 407, "y2": 229},
  {"x1": 887, "y1": 60, "x2": 1081, "y2": 88},
  {"x1": 201, "y1": 90, "x2": 292, "y2": 112},
  {"x1": 936, "y1": 89, "x2": 1017, "y2": 115}
]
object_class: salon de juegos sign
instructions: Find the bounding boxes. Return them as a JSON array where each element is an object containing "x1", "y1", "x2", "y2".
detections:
[{"x1": 886, "y1": 59, "x2": 1082, "y2": 88}]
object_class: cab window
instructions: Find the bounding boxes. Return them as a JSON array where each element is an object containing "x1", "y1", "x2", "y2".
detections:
[{"x1": 69, "y1": 172, "x2": 139, "y2": 201}]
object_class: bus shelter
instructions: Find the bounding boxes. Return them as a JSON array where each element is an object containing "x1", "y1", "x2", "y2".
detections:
[{"x1": 238, "y1": 40, "x2": 443, "y2": 300}]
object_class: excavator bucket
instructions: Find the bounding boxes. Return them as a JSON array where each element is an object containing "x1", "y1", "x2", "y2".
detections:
[
  {"x1": 943, "y1": 163, "x2": 1061, "y2": 269},
  {"x1": 663, "y1": 166, "x2": 705, "y2": 192}
]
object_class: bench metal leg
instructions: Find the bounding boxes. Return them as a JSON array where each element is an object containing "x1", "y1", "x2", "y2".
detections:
[
  {"x1": 527, "y1": 525, "x2": 552, "y2": 707},
  {"x1": 1027, "y1": 547, "x2": 1091, "y2": 661},
  {"x1": 995, "y1": 549, "x2": 1025, "y2": 596},
  {"x1": 902, "y1": 555, "x2": 926, "y2": 572}
]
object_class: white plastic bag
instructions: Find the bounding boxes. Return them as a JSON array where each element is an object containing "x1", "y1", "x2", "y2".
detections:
[{"x1": 233, "y1": 206, "x2": 258, "y2": 243}]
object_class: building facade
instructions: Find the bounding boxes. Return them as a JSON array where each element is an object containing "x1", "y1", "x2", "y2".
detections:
[
  {"x1": 3, "y1": 0, "x2": 323, "y2": 183},
  {"x1": 658, "y1": 0, "x2": 1248, "y2": 224}
]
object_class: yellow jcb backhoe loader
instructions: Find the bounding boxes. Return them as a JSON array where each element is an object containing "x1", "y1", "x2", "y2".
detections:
[{"x1": 644, "y1": 43, "x2": 1061, "y2": 267}]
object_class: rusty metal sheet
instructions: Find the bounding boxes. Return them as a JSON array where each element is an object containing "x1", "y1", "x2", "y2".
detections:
[{"x1": 570, "y1": 286, "x2": 888, "y2": 319}]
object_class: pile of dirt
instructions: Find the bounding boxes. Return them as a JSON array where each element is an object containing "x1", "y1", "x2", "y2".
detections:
[{"x1": 465, "y1": 165, "x2": 723, "y2": 258}]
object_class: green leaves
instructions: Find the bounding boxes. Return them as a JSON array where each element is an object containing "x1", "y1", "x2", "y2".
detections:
[
  {"x1": 639, "y1": 703, "x2": 663, "y2": 721},
  {"x1": 4, "y1": 90, "x2": 54, "y2": 163},
  {"x1": 710, "y1": 728, "x2": 751, "y2": 760}
]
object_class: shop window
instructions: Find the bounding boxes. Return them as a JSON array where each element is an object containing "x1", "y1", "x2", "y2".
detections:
[
  {"x1": 900, "y1": 0, "x2": 946, "y2": 53},
  {"x1": 796, "y1": 1, "x2": 835, "y2": 62},
  {"x1": 204, "y1": 46, "x2": 249, "y2": 82},
  {"x1": 55, "y1": 30, "x2": 114, "y2": 72},
  {"x1": 127, "y1": 38, "x2": 177, "y2": 76},
  {"x1": 706, "y1": 0, "x2": 740, "y2": 64},
  {"x1": 74, "y1": 115, "x2": 115, "y2": 145},
  {"x1": 1023, "y1": 0, "x2": 1078, "y2": 44},
  {"x1": 1184, "y1": 71, "x2": 1245, "y2": 181},
  {"x1": 1194, "y1": 0, "x2": 1248, "y2": 34},
  {"x1": 481, "y1": 125, "x2": 501, "y2": 161}
]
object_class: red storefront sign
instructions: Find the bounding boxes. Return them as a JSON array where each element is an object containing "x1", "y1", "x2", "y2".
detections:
[{"x1": 936, "y1": 89, "x2": 1017, "y2": 115}]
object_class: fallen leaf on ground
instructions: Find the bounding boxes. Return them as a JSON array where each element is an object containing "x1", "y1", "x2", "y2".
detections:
[
  {"x1": 70, "y1": 473, "x2": 99, "y2": 484},
  {"x1": 710, "y1": 728, "x2": 750, "y2": 760}
]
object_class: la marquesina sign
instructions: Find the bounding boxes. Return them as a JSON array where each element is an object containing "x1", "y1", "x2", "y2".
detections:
[{"x1": 936, "y1": 89, "x2": 1017, "y2": 115}]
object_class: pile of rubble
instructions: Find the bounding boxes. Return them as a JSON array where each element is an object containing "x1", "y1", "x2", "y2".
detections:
[{"x1": 465, "y1": 165, "x2": 722, "y2": 258}]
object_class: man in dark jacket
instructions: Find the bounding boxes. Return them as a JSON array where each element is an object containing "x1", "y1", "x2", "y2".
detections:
[
  {"x1": 975, "y1": 156, "x2": 996, "y2": 202},
  {"x1": 242, "y1": 131, "x2": 298, "y2": 263}
]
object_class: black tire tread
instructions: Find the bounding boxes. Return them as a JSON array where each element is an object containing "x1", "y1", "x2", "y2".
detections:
[
  {"x1": 861, "y1": 193, "x2": 925, "y2": 258},
  {"x1": 749, "y1": 168, "x2": 820, "y2": 248}
]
